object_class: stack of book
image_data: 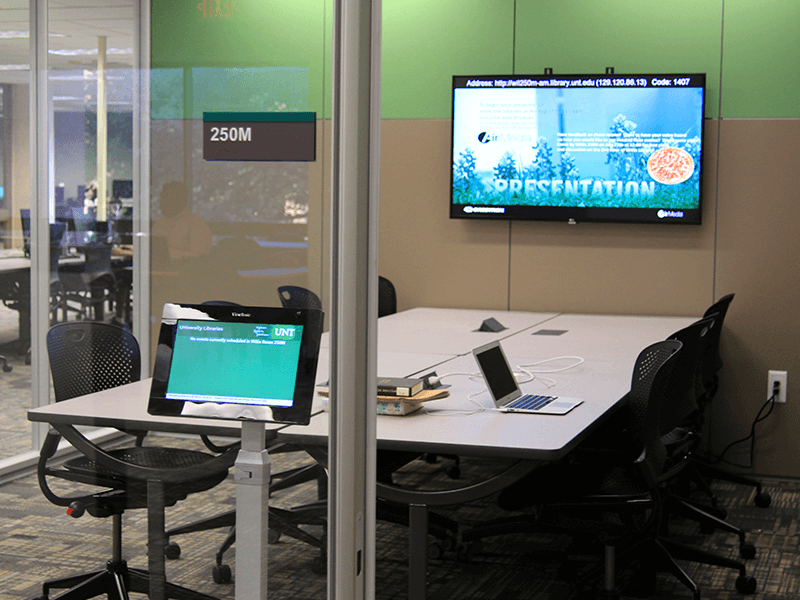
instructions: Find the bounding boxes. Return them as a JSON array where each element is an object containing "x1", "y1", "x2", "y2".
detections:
[
  {"x1": 376, "y1": 377, "x2": 448, "y2": 415},
  {"x1": 317, "y1": 376, "x2": 449, "y2": 416}
]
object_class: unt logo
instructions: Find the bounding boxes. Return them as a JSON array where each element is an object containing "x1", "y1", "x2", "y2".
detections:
[
  {"x1": 198, "y1": 0, "x2": 238, "y2": 18},
  {"x1": 270, "y1": 326, "x2": 297, "y2": 340}
]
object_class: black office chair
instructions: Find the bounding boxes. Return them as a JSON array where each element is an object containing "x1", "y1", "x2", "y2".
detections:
[
  {"x1": 464, "y1": 339, "x2": 756, "y2": 599},
  {"x1": 48, "y1": 222, "x2": 67, "y2": 324},
  {"x1": 690, "y1": 294, "x2": 771, "y2": 508},
  {"x1": 378, "y1": 275, "x2": 397, "y2": 318},
  {"x1": 35, "y1": 321, "x2": 238, "y2": 600},
  {"x1": 277, "y1": 285, "x2": 322, "y2": 310},
  {"x1": 21, "y1": 208, "x2": 31, "y2": 257},
  {"x1": 59, "y1": 240, "x2": 117, "y2": 321}
]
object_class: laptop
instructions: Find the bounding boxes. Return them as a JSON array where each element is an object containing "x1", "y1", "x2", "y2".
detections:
[
  {"x1": 148, "y1": 302, "x2": 323, "y2": 425},
  {"x1": 472, "y1": 341, "x2": 583, "y2": 415}
]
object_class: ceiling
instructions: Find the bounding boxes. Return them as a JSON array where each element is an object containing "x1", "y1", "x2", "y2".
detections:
[{"x1": 0, "y1": 0, "x2": 135, "y2": 108}]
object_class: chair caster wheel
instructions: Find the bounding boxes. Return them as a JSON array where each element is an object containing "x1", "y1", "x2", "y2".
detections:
[
  {"x1": 311, "y1": 555, "x2": 327, "y2": 575},
  {"x1": 754, "y1": 492, "x2": 771, "y2": 508},
  {"x1": 2, "y1": 364, "x2": 12, "y2": 372},
  {"x1": 735, "y1": 575, "x2": 757, "y2": 595},
  {"x1": 740, "y1": 542, "x2": 756, "y2": 559},
  {"x1": 268, "y1": 528, "x2": 281, "y2": 544},
  {"x1": 212, "y1": 563, "x2": 232, "y2": 584},
  {"x1": 428, "y1": 541, "x2": 444, "y2": 560},
  {"x1": 165, "y1": 541, "x2": 181, "y2": 559}
]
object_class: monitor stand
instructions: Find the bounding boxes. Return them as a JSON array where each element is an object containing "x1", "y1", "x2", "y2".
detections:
[{"x1": 235, "y1": 421, "x2": 271, "y2": 599}]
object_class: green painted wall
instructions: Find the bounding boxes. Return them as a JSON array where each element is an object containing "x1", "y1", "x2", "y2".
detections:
[
  {"x1": 151, "y1": 0, "x2": 329, "y2": 119},
  {"x1": 150, "y1": 0, "x2": 800, "y2": 120},
  {"x1": 721, "y1": 0, "x2": 800, "y2": 118}
]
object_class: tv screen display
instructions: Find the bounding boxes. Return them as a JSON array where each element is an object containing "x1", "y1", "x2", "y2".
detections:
[{"x1": 450, "y1": 73, "x2": 706, "y2": 224}]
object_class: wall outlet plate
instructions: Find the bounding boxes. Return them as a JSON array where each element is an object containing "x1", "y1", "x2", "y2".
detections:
[{"x1": 768, "y1": 370, "x2": 788, "y2": 403}]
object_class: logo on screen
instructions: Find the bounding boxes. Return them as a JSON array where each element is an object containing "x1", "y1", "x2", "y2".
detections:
[
  {"x1": 477, "y1": 132, "x2": 492, "y2": 144},
  {"x1": 270, "y1": 326, "x2": 297, "y2": 340}
]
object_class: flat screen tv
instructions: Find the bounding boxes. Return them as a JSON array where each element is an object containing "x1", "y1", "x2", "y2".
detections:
[{"x1": 450, "y1": 73, "x2": 706, "y2": 224}]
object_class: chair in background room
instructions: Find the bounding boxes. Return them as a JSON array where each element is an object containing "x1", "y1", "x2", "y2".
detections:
[
  {"x1": 59, "y1": 240, "x2": 117, "y2": 321},
  {"x1": 20, "y1": 208, "x2": 31, "y2": 257},
  {"x1": 277, "y1": 285, "x2": 322, "y2": 310},
  {"x1": 35, "y1": 321, "x2": 238, "y2": 600},
  {"x1": 48, "y1": 222, "x2": 67, "y2": 324},
  {"x1": 378, "y1": 275, "x2": 397, "y2": 317}
]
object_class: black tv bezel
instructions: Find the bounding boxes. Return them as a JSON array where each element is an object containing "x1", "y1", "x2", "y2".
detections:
[{"x1": 449, "y1": 72, "x2": 706, "y2": 226}]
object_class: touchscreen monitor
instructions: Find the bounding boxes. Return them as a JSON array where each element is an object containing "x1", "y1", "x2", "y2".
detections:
[{"x1": 147, "y1": 303, "x2": 324, "y2": 424}]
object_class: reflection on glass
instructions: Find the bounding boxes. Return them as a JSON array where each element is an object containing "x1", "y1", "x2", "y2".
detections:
[{"x1": 150, "y1": 67, "x2": 313, "y2": 322}]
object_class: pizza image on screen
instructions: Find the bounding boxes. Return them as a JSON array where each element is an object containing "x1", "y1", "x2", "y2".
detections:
[{"x1": 647, "y1": 147, "x2": 695, "y2": 185}]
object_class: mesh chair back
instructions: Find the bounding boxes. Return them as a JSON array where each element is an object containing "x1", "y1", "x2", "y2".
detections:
[
  {"x1": 628, "y1": 339, "x2": 682, "y2": 486},
  {"x1": 47, "y1": 322, "x2": 141, "y2": 402},
  {"x1": 278, "y1": 285, "x2": 322, "y2": 310},
  {"x1": 662, "y1": 316, "x2": 716, "y2": 434},
  {"x1": 378, "y1": 276, "x2": 397, "y2": 318},
  {"x1": 702, "y1": 293, "x2": 734, "y2": 378}
]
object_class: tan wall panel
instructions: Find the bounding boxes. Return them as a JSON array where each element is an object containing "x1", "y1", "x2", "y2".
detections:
[
  {"x1": 509, "y1": 119, "x2": 719, "y2": 317},
  {"x1": 712, "y1": 119, "x2": 800, "y2": 476},
  {"x1": 378, "y1": 120, "x2": 511, "y2": 312}
]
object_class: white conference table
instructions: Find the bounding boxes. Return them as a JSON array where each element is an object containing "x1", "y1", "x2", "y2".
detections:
[
  {"x1": 28, "y1": 308, "x2": 696, "y2": 600},
  {"x1": 280, "y1": 310, "x2": 696, "y2": 598}
]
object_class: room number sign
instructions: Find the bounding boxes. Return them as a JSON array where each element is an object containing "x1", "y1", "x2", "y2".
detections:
[{"x1": 203, "y1": 112, "x2": 316, "y2": 162}]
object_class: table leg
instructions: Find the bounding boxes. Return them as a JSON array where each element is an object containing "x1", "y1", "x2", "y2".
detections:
[{"x1": 409, "y1": 503, "x2": 429, "y2": 600}]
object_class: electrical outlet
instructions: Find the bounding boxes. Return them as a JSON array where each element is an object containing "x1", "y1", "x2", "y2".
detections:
[{"x1": 768, "y1": 370, "x2": 787, "y2": 403}]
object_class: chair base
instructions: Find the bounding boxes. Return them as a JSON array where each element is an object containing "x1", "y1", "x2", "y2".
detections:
[{"x1": 38, "y1": 559, "x2": 219, "y2": 600}]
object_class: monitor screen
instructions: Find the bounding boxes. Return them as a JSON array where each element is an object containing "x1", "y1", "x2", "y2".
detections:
[
  {"x1": 112, "y1": 179, "x2": 133, "y2": 199},
  {"x1": 450, "y1": 73, "x2": 705, "y2": 224},
  {"x1": 148, "y1": 303, "x2": 324, "y2": 424}
]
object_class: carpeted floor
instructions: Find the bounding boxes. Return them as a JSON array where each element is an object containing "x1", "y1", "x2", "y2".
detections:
[{"x1": 1, "y1": 436, "x2": 798, "y2": 600}]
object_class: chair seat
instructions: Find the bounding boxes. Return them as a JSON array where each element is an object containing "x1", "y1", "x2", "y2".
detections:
[{"x1": 65, "y1": 446, "x2": 229, "y2": 510}]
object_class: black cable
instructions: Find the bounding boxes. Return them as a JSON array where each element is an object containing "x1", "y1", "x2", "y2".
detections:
[{"x1": 709, "y1": 390, "x2": 777, "y2": 469}]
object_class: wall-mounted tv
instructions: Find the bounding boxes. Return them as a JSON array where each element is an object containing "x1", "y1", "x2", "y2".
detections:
[{"x1": 450, "y1": 73, "x2": 706, "y2": 224}]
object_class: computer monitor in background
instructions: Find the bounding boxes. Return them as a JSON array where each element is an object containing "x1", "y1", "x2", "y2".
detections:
[{"x1": 112, "y1": 179, "x2": 133, "y2": 199}]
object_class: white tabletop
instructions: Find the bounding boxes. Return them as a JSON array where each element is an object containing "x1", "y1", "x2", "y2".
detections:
[
  {"x1": 281, "y1": 311, "x2": 697, "y2": 460},
  {"x1": 500, "y1": 313, "x2": 695, "y2": 362},
  {"x1": 320, "y1": 307, "x2": 559, "y2": 355},
  {"x1": 27, "y1": 379, "x2": 284, "y2": 438}
]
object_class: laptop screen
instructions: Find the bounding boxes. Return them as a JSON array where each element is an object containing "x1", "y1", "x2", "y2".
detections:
[
  {"x1": 472, "y1": 341, "x2": 520, "y2": 405},
  {"x1": 148, "y1": 303, "x2": 323, "y2": 424}
]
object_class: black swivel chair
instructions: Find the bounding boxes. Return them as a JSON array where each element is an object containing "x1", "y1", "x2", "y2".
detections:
[
  {"x1": 464, "y1": 339, "x2": 757, "y2": 599},
  {"x1": 277, "y1": 285, "x2": 322, "y2": 310},
  {"x1": 35, "y1": 322, "x2": 238, "y2": 600},
  {"x1": 59, "y1": 240, "x2": 117, "y2": 321},
  {"x1": 378, "y1": 275, "x2": 397, "y2": 318},
  {"x1": 690, "y1": 294, "x2": 771, "y2": 508}
]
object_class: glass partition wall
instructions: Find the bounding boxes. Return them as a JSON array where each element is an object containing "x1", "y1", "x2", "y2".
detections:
[
  {"x1": 0, "y1": 1, "x2": 137, "y2": 468},
  {"x1": 3, "y1": 1, "x2": 338, "y2": 597},
  {"x1": 1, "y1": 0, "x2": 327, "y2": 461}
]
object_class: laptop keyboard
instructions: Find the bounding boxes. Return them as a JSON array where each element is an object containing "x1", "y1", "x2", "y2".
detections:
[{"x1": 507, "y1": 394, "x2": 557, "y2": 411}]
